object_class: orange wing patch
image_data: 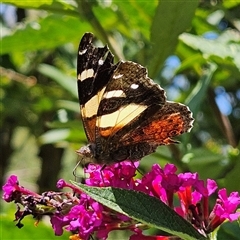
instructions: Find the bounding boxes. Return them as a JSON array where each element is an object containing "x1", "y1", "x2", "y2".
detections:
[
  {"x1": 81, "y1": 113, "x2": 97, "y2": 142},
  {"x1": 98, "y1": 125, "x2": 123, "y2": 138},
  {"x1": 124, "y1": 113, "x2": 186, "y2": 145}
]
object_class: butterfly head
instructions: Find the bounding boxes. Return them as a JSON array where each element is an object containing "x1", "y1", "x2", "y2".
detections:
[{"x1": 76, "y1": 144, "x2": 97, "y2": 165}]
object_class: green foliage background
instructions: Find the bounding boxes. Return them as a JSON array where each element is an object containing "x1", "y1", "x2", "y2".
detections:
[{"x1": 1, "y1": 0, "x2": 240, "y2": 239}]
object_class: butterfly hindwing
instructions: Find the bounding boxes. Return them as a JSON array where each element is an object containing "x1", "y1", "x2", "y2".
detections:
[{"x1": 120, "y1": 101, "x2": 194, "y2": 145}]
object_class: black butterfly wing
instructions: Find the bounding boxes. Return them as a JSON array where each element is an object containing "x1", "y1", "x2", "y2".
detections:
[
  {"x1": 77, "y1": 33, "x2": 119, "y2": 143},
  {"x1": 96, "y1": 61, "x2": 166, "y2": 139},
  {"x1": 77, "y1": 33, "x2": 194, "y2": 164},
  {"x1": 95, "y1": 61, "x2": 193, "y2": 162}
]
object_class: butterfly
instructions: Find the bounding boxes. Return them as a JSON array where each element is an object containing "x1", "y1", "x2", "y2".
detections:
[{"x1": 76, "y1": 32, "x2": 194, "y2": 165}]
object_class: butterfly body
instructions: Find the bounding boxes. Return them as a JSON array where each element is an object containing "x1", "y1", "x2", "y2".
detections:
[{"x1": 77, "y1": 33, "x2": 194, "y2": 165}]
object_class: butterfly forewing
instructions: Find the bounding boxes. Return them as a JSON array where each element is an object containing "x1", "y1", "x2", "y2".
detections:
[
  {"x1": 77, "y1": 33, "x2": 118, "y2": 142},
  {"x1": 97, "y1": 61, "x2": 166, "y2": 139}
]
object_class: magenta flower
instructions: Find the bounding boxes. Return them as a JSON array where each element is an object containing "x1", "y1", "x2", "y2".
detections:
[
  {"x1": 206, "y1": 188, "x2": 240, "y2": 232},
  {"x1": 216, "y1": 188, "x2": 240, "y2": 220},
  {"x1": 2, "y1": 175, "x2": 19, "y2": 202},
  {"x1": 66, "y1": 202, "x2": 103, "y2": 239},
  {"x1": 2, "y1": 161, "x2": 240, "y2": 240},
  {"x1": 2, "y1": 175, "x2": 40, "y2": 202},
  {"x1": 50, "y1": 214, "x2": 70, "y2": 236},
  {"x1": 85, "y1": 161, "x2": 137, "y2": 189}
]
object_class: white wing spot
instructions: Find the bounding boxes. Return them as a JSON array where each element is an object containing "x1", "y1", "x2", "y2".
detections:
[
  {"x1": 80, "y1": 69, "x2": 94, "y2": 81},
  {"x1": 131, "y1": 83, "x2": 139, "y2": 89},
  {"x1": 79, "y1": 49, "x2": 87, "y2": 55},
  {"x1": 98, "y1": 59, "x2": 104, "y2": 65},
  {"x1": 103, "y1": 90, "x2": 126, "y2": 99},
  {"x1": 113, "y1": 73, "x2": 123, "y2": 79}
]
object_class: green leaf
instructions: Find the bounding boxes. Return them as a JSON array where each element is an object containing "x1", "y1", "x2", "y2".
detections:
[
  {"x1": 225, "y1": 155, "x2": 240, "y2": 193},
  {"x1": 37, "y1": 64, "x2": 77, "y2": 98},
  {"x1": 149, "y1": 0, "x2": 199, "y2": 77},
  {"x1": 223, "y1": 0, "x2": 240, "y2": 9},
  {"x1": 176, "y1": 53, "x2": 206, "y2": 73},
  {"x1": 57, "y1": 100, "x2": 79, "y2": 113},
  {"x1": 1, "y1": 14, "x2": 89, "y2": 54},
  {"x1": 192, "y1": 9, "x2": 218, "y2": 35},
  {"x1": 73, "y1": 183, "x2": 207, "y2": 240},
  {"x1": 112, "y1": 0, "x2": 157, "y2": 39},
  {"x1": 2, "y1": 0, "x2": 79, "y2": 16},
  {"x1": 179, "y1": 33, "x2": 240, "y2": 71},
  {"x1": 185, "y1": 63, "x2": 217, "y2": 117},
  {"x1": 187, "y1": 147, "x2": 226, "y2": 180},
  {"x1": 39, "y1": 129, "x2": 70, "y2": 144},
  {"x1": 43, "y1": 120, "x2": 86, "y2": 143},
  {"x1": 217, "y1": 221, "x2": 240, "y2": 240}
]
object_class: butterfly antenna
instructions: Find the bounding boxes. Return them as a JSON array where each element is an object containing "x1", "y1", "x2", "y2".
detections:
[
  {"x1": 100, "y1": 164, "x2": 107, "y2": 186},
  {"x1": 73, "y1": 157, "x2": 86, "y2": 183},
  {"x1": 131, "y1": 160, "x2": 144, "y2": 176},
  {"x1": 136, "y1": 166, "x2": 144, "y2": 176}
]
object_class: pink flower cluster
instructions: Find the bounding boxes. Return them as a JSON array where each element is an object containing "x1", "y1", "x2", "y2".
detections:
[{"x1": 2, "y1": 161, "x2": 240, "y2": 240}]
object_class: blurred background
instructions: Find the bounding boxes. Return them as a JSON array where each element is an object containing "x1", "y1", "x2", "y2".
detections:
[{"x1": 1, "y1": 1, "x2": 240, "y2": 239}]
